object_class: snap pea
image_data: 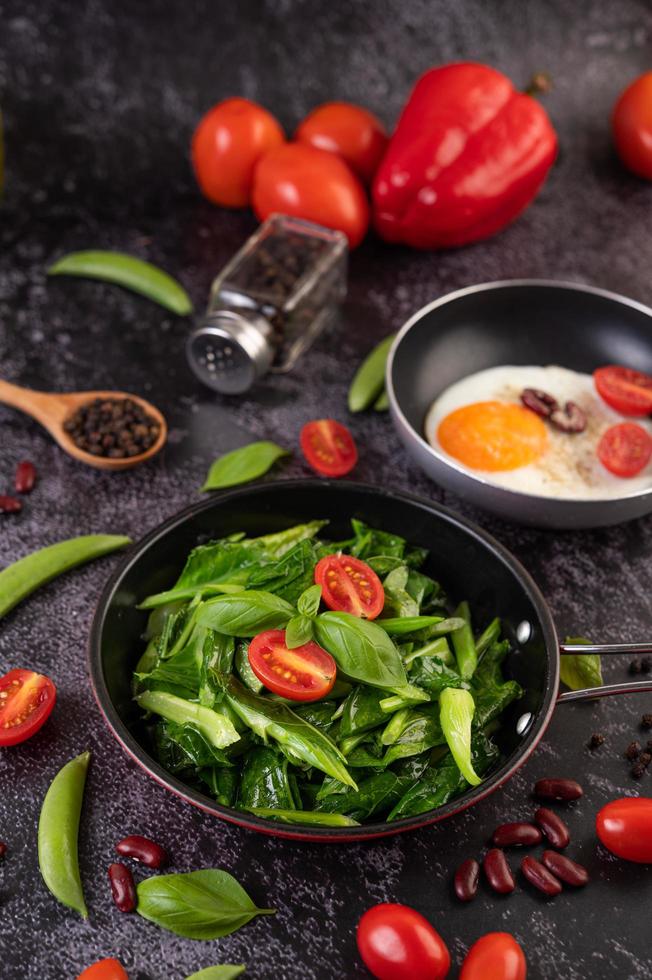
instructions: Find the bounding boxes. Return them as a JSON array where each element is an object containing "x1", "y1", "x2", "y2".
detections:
[
  {"x1": 348, "y1": 334, "x2": 396, "y2": 412},
  {"x1": 0, "y1": 534, "x2": 131, "y2": 621},
  {"x1": 47, "y1": 250, "x2": 193, "y2": 316},
  {"x1": 38, "y1": 751, "x2": 91, "y2": 917},
  {"x1": 451, "y1": 601, "x2": 478, "y2": 680},
  {"x1": 374, "y1": 388, "x2": 390, "y2": 412}
]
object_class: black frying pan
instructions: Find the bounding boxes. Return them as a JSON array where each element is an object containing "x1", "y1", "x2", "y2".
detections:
[{"x1": 387, "y1": 281, "x2": 652, "y2": 528}]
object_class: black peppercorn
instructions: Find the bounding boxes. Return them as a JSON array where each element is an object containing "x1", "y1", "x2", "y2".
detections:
[
  {"x1": 639, "y1": 752, "x2": 652, "y2": 768},
  {"x1": 625, "y1": 741, "x2": 641, "y2": 760},
  {"x1": 629, "y1": 659, "x2": 642, "y2": 675},
  {"x1": 63, "y1": 398, "x2": 160, "y2": 459},
  {"x1": 588, "y1": 733, "x2": 605, "y2": 749},
  {"x1": 631, "y1": 762, "x2": 646, "y2": 779},
  {"x1": 641, "y1": 714, "x2": 652, "y2": 731}
]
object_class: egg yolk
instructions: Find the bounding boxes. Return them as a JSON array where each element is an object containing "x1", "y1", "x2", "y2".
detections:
[{"x1": 437, "y1": 401, "x2": 548, "y2": 471}]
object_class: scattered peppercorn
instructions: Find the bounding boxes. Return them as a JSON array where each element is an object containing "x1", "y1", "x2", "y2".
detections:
[
  {"x1": 625, "y1": 741, "x2": 641, "y2": 761},
  {"x1": 642, "y1": 657, "x2": 652, "y2": 674},
  {"x1": 588, "y1": 733, "x2": 605, "y2": 749},
  {"x1": 63, "y1": 398, "x2": 160, "y2": 459},
  {"x1": 629, "y1": 659, "x2": 642, "y2": 675},
  {"x1": 640, "y1": 714, "x2": 652, "y2": 730},
  {"x1": 639, "y1": 752, "x2": 652, "y2": 768},
  {"x1": 631, "y1": 762, "x2": 646, "y2": 780}
]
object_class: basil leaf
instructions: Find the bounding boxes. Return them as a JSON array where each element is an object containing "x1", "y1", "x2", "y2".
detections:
[
  {"x1": 201, "y1": 441, "x2": 290, "y2": 491},
  {"x1": 196, "y1": 591, "x2": 294, "y2": 636},
  {"x1": 314, "y1": 611, "x2": 407, "y2": 690},
  {"x1": 561, "y1": 635, "x2": 603, "y2": 691},
  {"x1": 185, "y1": 967, "x2": 246, "y2": 980},
  {"x1": 298, "y1": 584, "x2": 322, "y2": 618},
  {"x1": 136, "y1": 868, "x2": 275, "y2": 939},
  {"x1": 285, "y1": 614, "x2": 314, "y2": 649}
]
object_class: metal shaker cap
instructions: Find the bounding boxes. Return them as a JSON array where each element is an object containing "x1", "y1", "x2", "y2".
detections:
[{"x1": 186, "y1": 310, "x2": 274, "y2": 394}]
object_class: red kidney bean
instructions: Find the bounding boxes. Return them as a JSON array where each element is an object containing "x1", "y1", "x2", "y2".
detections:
[
  {"x1": 534, "y1": 777, "x2": 583, "y2": 801},
  {"x1": 542, "y1": 850, "x2": 589, "y2": 887},
  {"x1": 454, "y1": 858, "x2": 480, "y2": 902},
  {"x1": 549, "y1": 401, "x2": 587, "y2": 433},
  {"x1": 0, "y1": 495, "x2": 22, "y2": 514},
  {"x1": 535, "y1": 807, "x2": 570, "y2": 849},
  {"x1": 521, "y1": 388, "x2": 559, "y2": 417},
  {"x1": 108, "y1": 862, "x2": 137, "y2": 912},
  {"x1": 483, "y1": 848, "x2": 515, "y2": 894},
  {"x1": 521, "y1": 855, "x2": 562, "y2": 896},
  {"x1": 492, "y1": 821, "x2": 542, "y2": 847},
  {"x1": 14, "y1": 461, "x2": 36, "y2": 494},
  {"x1": 116, "y1": 834, "x2": 168, "y2": 869}
]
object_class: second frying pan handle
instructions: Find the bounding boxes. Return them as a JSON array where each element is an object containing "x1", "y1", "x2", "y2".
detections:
[{"x1": 557, "y1": 642, "x2": 652, "y2": 702}]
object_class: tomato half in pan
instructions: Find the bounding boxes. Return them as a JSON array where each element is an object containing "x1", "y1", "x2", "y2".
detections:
[
  {"x1": 315, "y1": 554, "x2": 384, "y2": 619},
  {"x1": 594, "y1": 365, "x2": 652, "y2": 416},
  {"x1": 0, "y1": 668, "x2": 57, "y2": 746},
  {"x1": 248, "y1": 629, "x2": 337, "y2": 701},
  {"x1": 597, "y1": 422, "x2": 652, "y2": 477}
]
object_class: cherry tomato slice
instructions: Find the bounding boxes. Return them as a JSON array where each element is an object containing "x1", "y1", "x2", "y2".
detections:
[
  {"x1": 357, "y1": 903, "x2": 451, "y2": 980},
  {"x1": 612, "y1": 71, "x2": 652, "y2": 181},
  {"x1": 0, "y1": 668, "x2": 56, "y2": 746},
  {"x1": 597, "y1": 422, "x2": 652, "y2": 477},
  {"x1": 248, "y1": 629, "x2": 336, "y2": 702},
  {"x1": 459, "y1": 932, "x2": 527, "y2": 980},
  {"x1": 77, "y1": 958, "x2": 128, "y2": 980},
  {"x1": 315, "y1": 554, "x2": 384, "y2": 619},
  {"x1": 596, "y1": 797, "x2": 652, "y2": 863},
  {"x1": 594, "y1": 365, "x2": 652, "y2": 416},
  {"x1": 296, "y1": 101, "x2": 388, "y2": 183},
  {"x1": 300, "y1": 419, "x2": 358, "y2": 477}
]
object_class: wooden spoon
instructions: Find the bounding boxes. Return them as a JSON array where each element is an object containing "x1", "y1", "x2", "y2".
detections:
[{"x1": 0, "y1": 379, "x2": 167, "y2": 471}]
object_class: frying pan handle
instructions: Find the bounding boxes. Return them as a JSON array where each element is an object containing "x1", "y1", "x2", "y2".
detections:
[{"x1": 557, "y1": 642, "x2": 652, "y2": 702}]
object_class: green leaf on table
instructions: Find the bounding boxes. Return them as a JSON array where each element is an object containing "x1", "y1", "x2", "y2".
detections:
[
  {"x1": 136, "y1": 868, "x2": 275, "y2": 939},
  {"x1": 560, "y1": 635, "x2": 603, "y2": 690},
  {"x1": 201, "y1": 441, "x2": 290, "y2": 491},
  {"x1": 185, "y1": 966, "x2": 246, "y2": 980}
]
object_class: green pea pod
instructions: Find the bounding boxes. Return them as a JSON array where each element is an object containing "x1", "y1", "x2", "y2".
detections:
[
  {"x1": 0, "y1": 534, "x2": 131, "y2": 621},
  {"x1": 348, "y1": 334, "x2": 396, "y2": 412},
  {"x1": 374, "y1": 388, "x2": 390, "y2": 412},
  {"x1": 47, "y1": 250, "x2": 193, "y2": 316},
  {"x1": 439, "y1": 687, "x2": 481, "y2": 786},
  {"x1": 38, "y1": 751, "x2": 91, "y2": 917}
]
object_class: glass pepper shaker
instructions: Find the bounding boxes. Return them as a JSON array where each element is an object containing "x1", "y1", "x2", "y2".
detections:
[{"x1": 186, "y1": 213, "x2": 348, "y2": 394}]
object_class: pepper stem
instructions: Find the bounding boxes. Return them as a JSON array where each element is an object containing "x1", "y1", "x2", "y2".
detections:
[{"x1": 524, "y1": 72, "x2": 552, "y2": 98}]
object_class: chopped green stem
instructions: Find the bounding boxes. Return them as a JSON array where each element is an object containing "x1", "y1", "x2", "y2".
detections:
[
  {"x1": 404, "y1": 636, "x2": 452, "y2": 666},
  {"x1": 451, "y1": 602, "x2": 477, "y2": 680},
  {"x1": 246, "y1": 807, "x2": 360, "y2": 827}
]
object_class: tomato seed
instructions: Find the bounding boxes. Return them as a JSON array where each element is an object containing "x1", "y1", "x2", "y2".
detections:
[
  {"x1": 483, "y1": 848, "x2": 515, "y2": 894},
  {"x1": 108, "y1": 862, "x2": 137, "y2": 912},
  {"x1": 492, "y1": 821, "x2": 542, "y2": 847},
  {"x1": 521, "y1": 855, "x2": 562, "y2": 896},
  {"x1": 454, "y1": 858, "x2": 480, "y2": 901},
  {"x1": 541, "y1": 850, "x2": 589, "y2": 886},
  {"x1": 14, "y1": 461, "x2": 36, "y2": 494},
  {"x1": 0, "y1": 495, "x2": 22, "y2": 514},
  {"x1": 535, "y1": 807, "x2": 570, "y2": 849},
  {"x1": 534, "y1": 777, "x2": 583, "y2": 801},
  {"x1": 116, "y1": 834, "x2": 168, "y2": 869}
]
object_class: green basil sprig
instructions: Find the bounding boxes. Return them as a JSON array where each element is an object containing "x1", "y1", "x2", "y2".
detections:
[
  {"x1": 314, "y1": 611, "x2": 407, "y2": 690},
  {"x1": 201, "y1": 442, "x2": 290, "y2": 491},
  {"x1": 185, "y1": 967, "x2": 246, "y2": 980},
  {"x1": 196, "y1": 591, "x2": 294, "y2": 636},
  {"x1": 285, "y1": 615, "x2": 314, "y2": 649},
  {"x1": 136, "y1": 868, "x2": 275, "y2": 939},
  {"x1": 298, "y1": 584, "x2": 322, "y2": 617}
]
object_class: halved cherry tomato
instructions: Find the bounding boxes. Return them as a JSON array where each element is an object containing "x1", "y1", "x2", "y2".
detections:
[
  {"x1": 459, "y1": 933, "x2": 527, "y2": 980},
  {"x1": 296, "y1": 102, "x2": 388, "y2": 183},
  {"x1": 300, "y1": 419, "x2": 358, "y2": 477},
  {"x1": 77, "y1": 958, "x2": 128, "y2": 980},
  {"x1": 315, "y1": 554, "x2": 384, "y2": 619},
  {"x1": 191, "y1": 97, "x2": 285, "y2": 207},
  {"x1": 596, "y1": 797, "x2": 652, "y2": 863},
  {"x1": 252, "y1": 143, "x2": 369, "y2": 247},
  {"x1": 357, "y1": 903, "x2": 450, "y2": 980},
  {"x1": 248, "y1": 629, "x2": 336, "y2": 702},
  {"x1": 612, "y1": 71, "x2": 652, "y2": 181},
  {"x1": 0, "y1": 668, "x2": 56, "y2": 746},
  {"x1": 597, "y1": 422, "x2": 652, "y2": 477},
  {"x1": 594, "y1": 365, "x2": 652, "y2": 416}
]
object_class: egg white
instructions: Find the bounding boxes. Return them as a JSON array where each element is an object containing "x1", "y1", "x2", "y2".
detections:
[{"x1": 424, "y1": 365, "x2": 652, "y2": 500}]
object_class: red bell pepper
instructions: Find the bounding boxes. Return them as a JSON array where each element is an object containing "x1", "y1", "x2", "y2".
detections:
[{"x1": 372, "y1": 62, "x2": 558, "y2": 249}]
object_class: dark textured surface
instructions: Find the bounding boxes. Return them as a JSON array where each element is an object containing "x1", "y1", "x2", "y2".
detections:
[{"x1": 1, "y1": 1, "x2": 652, "y2": 977}]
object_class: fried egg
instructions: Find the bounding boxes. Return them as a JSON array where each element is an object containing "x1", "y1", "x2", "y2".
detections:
[{"x1": 424, "y1": 365, "x2": 652, "y2": 499}]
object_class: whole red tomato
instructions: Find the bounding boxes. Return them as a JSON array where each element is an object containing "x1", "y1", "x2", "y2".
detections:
[
  {"x1": 296, "y1": 102, "x2": 388, "y2": 183},
  {"x1": 613, "y1": 72, "x2": 652, "y2": 180},
  {"x1": 191, "y1": 97, "x2": 285, "y2": 207},
  {"x1": 357, "y1": 903, "x2": 450, "y2": 980},
  {"x1": 252, "y1": 143, "x2": 369, "y2": 247},
  {"x1": 596, "y1": 797, "x2": 652, "y2": 862},
  {"x1": 459, "y1": 933, "x2": 527, "y2": 980}
]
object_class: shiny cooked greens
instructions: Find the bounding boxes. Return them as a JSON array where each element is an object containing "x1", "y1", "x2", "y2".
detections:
[{"x1": 133, "y1": 519, "x2": 522, "y2": 826}]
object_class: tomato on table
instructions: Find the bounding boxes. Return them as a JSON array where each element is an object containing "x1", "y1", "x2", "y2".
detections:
[
  {"x1": 76, "y1": 958, "x2": 128, "y2": 980},
  {"x1": 248, "y1": 629, "x2": 336, "y2": 701},
  {"x1": 594, "y1": 365, "x2": 652, "y2": 416},
  {"x1": 597, "y1": 422, "x2": 652, "y2": 477},
  {"x1": 296, "y1": 101, "x2": 388, "y2": 183},
  {"x1": 252, "y1": 143, "x2": 369, "y2": 247},
  {"x1": 300, "y1": 419, "x2": 358, "y2": 477},
  {"x1": 596, "y1": 797, "x2": 652, "y2": 863},
  {"x1": 191, "y1": 97, "x2": 285, "y2": 207},
  {"x1": 357, "y1": 903, "x2": 451, "y2": 980},
  {"x1": 612, "y1": 72, "x2": 652, "y2": 180},
  {"x1": 315, "y1": 554, "x2": 384, "y2": 619},
  {"x1": 459, "y1": 933, "x2": 527, "y2": 980},
  {"x1": 0, "y1": 668, "x2": 56, "y2": 746}
]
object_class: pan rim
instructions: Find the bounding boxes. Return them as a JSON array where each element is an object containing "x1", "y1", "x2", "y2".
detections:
[
  {"x1": 88, "y1": 479, "x2": 559, "y2": 841},
  {"x1": 386, "y1": 278, "x2": 652, "y2": 506}
]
